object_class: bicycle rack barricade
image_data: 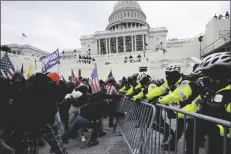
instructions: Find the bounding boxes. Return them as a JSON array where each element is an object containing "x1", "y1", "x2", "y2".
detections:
[
  {"x1": 115, "y1": 97, "x2": 156, "y2": 154},
  {"x1": 115, "y1": 96, "x2": 231, "y2": 154}
]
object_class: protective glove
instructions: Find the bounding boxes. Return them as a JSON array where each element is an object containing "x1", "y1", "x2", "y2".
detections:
[{"x1": 135, "y1": 98, "x2": 141, "y2": 104}]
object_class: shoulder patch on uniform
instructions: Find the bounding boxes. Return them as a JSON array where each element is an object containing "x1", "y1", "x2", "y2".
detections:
[
  {"x1": 214, "y1": 94, "x2": 223, "y2": 102},
  {"x1": 179, "y1": 81, "x2": 188, "y2": 87}
]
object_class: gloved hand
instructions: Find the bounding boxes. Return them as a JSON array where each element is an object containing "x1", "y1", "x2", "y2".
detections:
[
  {"x1": 128, "y1": 95, "x2": 133, "y2": 100},
  {"x1": 167, "y1": 110, "x2": 176, "y2": 119},
  {"x1": 135, "y1": 98, "x2": 141, "y2": 104},
  {"x1": 147, "y1": 99, "x2": 153, "y2": 104}
]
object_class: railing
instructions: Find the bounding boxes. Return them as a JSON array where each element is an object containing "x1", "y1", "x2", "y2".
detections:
[
  {"x1": 115, "y1": 97, "x2": 231, "y2": 154},
  {"x1": 114, "y1": 97, "x2": 156, "y2": 154},
  {"x1": 201, "y1": 33, "x2": 230, "y2": 56},
  {"x1": 95, "y1": 26, "x2": 149, "y2": 34}
]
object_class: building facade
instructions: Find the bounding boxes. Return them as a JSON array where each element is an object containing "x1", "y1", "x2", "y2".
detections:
[
  {"x1": 80, "y1": 1, "x2": 168, "y2": 55},
  {"x1": 6, "y1": 44, "x2": 48, "y2": 57}
]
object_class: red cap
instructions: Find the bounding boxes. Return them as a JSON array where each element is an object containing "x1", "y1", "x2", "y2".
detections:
[{"x1": 47, "y1": 72, "x2": 60, "y2": 84}]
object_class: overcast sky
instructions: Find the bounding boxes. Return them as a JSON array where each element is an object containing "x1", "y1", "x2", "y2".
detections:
[{"x1": 1, "y1": 1, "x2": 230, "y2": 52}]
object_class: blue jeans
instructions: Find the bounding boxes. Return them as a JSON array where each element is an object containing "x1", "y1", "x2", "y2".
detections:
[{"x1": 62, "y1": 115, "x2": 90, "y2": 141}]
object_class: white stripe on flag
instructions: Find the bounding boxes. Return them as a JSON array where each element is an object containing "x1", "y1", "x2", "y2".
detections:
[
  {"x1": 90, "y1": 78, "x2": 100, "y2": 93},
  {"x1": 1, "y1": 70, "x2": 7, "y2": 78}
]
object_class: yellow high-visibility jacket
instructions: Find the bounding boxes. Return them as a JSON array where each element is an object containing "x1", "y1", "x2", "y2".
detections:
[
  {"x1": 148, "y1": 83, "x2": 158, "y2": 92},
  {"x1": 119, "y1": 85, "x2": 126, "y2": 93},
  {"x1": 216, "y1": 85, "x2": 231, "y2": 138},
  {"x1": 146, "y1": 77, "x2": 183, "y2": 101},
  {"x1": 134, "y1": 82, "x2": 142, "y2": 90},
  {"x1": 175, "y1": 83, "x2": 231, "y2": 138},
  {"x1": 177, "y1": 95, "x2": 202, "y2": 119},
  {"x1": 158, "y1": 77, "x2": 204, "y2": 105},
  {"x1": 125, "y1": 85, "x2": 134, "y2": 96},
  {"x1": 158, "y1": 80, "x2": 192, "y2": 104},
  {"x1": 133, "y1": 88, "x2": 144, "y2": 100},
  {"x1": 133, "y1": 83, "x2": 158, "y2": 100}
]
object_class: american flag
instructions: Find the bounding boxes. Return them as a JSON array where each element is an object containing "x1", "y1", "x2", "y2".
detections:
[
  {"x1": 0, "y1": 54, "x2": 15, "y2": 78},
  {"x1": 106, "y1": 82, "x2": 119, "y2": 95},
  {"x1": 89, "y1": 65, "x2": 101, "y2": 93},
  {"x1": 22, "y1": 33, "x2": 27, "y2": 38},
  {"x1": 106, "y1": 70, "x2": 119, "y2": 95}
]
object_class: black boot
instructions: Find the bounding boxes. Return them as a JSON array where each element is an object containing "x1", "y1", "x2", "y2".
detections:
[
  {"x1": 98, "y1": 131, "x2": 107, "y2": 137},
  {"x1": 88, "y1": 140, "x2": 99, "y2": 147}
]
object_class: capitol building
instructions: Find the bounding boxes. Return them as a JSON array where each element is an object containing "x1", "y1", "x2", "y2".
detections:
[
  {"x1": 80, "y1": 1, "x2": 168, "y2": 55},
  {"x1": 1, "y1": 1, "x2": 230, "y2": 80}
]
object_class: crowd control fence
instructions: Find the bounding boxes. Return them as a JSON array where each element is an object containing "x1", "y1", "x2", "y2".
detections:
[{"x1": 114, "y1": 96, "x2": 231, "y2": 154}]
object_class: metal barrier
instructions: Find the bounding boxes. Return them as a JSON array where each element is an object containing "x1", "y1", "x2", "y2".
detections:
[
  {"x1": 114, "y1": 96, "x2": 156, "y2": 154},
  {"x1": 115, "y1": 97, "x2": 231, "y2": 154}
]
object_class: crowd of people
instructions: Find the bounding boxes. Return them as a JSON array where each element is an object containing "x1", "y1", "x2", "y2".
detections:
[
  {"x1": 214, "y1": 11, "x2": 230, "y2": 19},
  {"x1": 0, "y1": 71, "x2": 124, "y2": 154},
  {"x1": 0, "y1": 51, "x2": 230, "y2": 154},
  {"x1": 119, "y1": 52, "x2": 231, "y2": 154}
]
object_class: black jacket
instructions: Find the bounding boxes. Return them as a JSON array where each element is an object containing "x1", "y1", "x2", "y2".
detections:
[
  {"x1": 15, "y1": 73, "x2": 67, "y2": 131},
  {"x1": 0, "y1": 78, "x2": 13, "y2": 129},
  {"x1": 80, "y1": 89, "x2": 120, "y2": 121},
  {"x1": 71, "y1": 84, "x2": 89, "y2": 107}
]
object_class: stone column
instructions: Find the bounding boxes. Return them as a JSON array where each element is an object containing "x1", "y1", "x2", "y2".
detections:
[
  {"x1": 131, "y1": 35, "x2": 134, "y2": 51},
  {"x1": 97, "y1": 39, "x2": 98, "y2": 54},
  {"x1": 116, "y1": 37, "x2": 118, "y2": 53},
  {"x1": 143, "y1": 34, "x2": 145, "y2": 50},
  {"x1": 108, "y1": 38, "x2": 111, "y2": 54},
  {"x1": 146, "y1": 34, "x2": 149, "y2": 50},
  {"x1": 106, "y1": 38, "x2": 108, "y2": 54},
  {"x1": 123, "y1": 36, "x2": 126, "y2": 52},
  {"x1": 98, "y1": 39, "x2": 101, "y2": 54},
  {"x1": 134, "y1": 35, "x2": 137, "y2": 51}
]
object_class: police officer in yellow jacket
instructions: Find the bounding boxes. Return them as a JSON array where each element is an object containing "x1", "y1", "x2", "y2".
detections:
[
  {"x1": 133, "y1": 79, "x2": 158, "y2": 128},
  {"x1": 166, "y1": 52, "x2": 231, "y2": 154},
  {"x1": 119, "y1": 77, "x2": 127, "y2": 94},
  {"x1": 158, "y1": 70, "x2": 205, "y2": 150},
  {"x1": 125, "y1": 73, "x2": 149, "y2": 97},
  {"x1": 132, "y1": 73, "x2": 152, "y2": 98},
  {"x1": 144, "y1": 63, "x2": 191, "y2": 150}
]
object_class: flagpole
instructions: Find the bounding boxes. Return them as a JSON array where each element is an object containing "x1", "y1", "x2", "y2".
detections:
[
  {"x1": 21, "y1": 34, "x2": 24, "y2": 45},
  {"x1": 58, "y1": 48, "x2": 60, "y2": 74},
  {"x1": 0, "y1": 50, "x2": 1, "y2": 71}
]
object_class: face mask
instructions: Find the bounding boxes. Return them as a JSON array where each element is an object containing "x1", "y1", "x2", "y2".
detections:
[
  {"x1": 165, "y1": 72, "x2": 181, "y2": 86},
  {"x1": 203, "y1": 77, "x2": 221, "y2": 91}
]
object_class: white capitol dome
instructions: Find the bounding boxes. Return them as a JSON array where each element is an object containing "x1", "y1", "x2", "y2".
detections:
[
  {"x1": 107, "y1": 1, "x2": 149, "y2": 30},
  {"x1": 113, "y1": 1, "x2": 141, "y2": 11}
]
